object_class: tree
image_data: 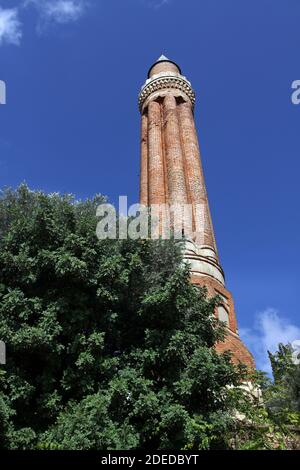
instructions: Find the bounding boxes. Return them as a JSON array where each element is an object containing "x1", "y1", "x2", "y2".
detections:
[
  {"x1": 228, "y1": 345, "x2": 300, "y2": 450},
  {"x1": 267, "y1": 344, "x2": 300, "y2": 419},
  {"x1": 0, "y1": 184, "x2": 243, "y2": 450}
]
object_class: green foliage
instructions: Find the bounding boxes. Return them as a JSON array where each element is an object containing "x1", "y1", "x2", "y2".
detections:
[
  {"x1": 269, "y1": 344, "x2": 295, "y2": 384},
  {"x1": 267, "y1": 344, "x2": 300, "y2": 421},
  {"x1": 0, "y1": 185, "x2": 243, "y2": 450},
  {"x1": 228, "y1": 355, "x2": 300, "y2": 450}
]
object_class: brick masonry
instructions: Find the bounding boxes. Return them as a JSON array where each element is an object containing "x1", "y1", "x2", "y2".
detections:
[
  {"x1": 191, "y1": 275, "x2": 255, "y2": 368},
  {"x1": 139, "y1": 57, "x2": 255, "y2": 369}
]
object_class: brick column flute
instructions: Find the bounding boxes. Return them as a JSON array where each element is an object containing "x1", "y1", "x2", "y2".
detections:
[
  {"x1": 147, "y1": 100, "x2": 166, "y2": 205},
  {"x1": 178, "y1": 101, "x2": 218, "y2": 254},
  {"x1": 163, "y1": 95, "x2": 188, "y2": 206},
  {"x1": 138, "y1": 55, "x2": 255, "y2": 369},
  {"x1": 140, "y1": 111, "x2": 148, "y2": 206}
]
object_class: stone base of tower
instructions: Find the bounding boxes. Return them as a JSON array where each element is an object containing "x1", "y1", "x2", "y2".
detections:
[{"x1": 190, "y1": 273, "x2": 255, "y2": 369}]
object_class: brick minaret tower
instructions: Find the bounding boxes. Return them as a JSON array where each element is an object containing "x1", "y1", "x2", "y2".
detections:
[{"x1": 138, "y1": 55, "x2": 254, "y2": 368}]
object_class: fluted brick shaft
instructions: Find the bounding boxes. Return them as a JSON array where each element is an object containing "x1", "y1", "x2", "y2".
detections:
[
  {"x1": 178, "y1": 101, "x2": 218, "y2": 254},
  {"x1": 163, "y1": 95, "x2": 188, "y2": 206},
  {"x1": 140, "y1": 112, "x2": 148, "y2": 206},
  {"x1": 138, "y1": 56, "x2": 255, "y2": 369},
  {"x1": 148, "y1": 100, "x2": 166, "y2": 205}
]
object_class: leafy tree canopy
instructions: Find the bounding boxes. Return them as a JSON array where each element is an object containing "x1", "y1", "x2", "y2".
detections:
[
  {"x1": 266, "y1": 344, "x2": 300, "y2": 420},
  {"x1": 0, "y1": 185, "x2": 243, "y2": 450}
]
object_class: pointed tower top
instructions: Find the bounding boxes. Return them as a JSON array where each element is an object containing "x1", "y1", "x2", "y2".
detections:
[
  {"x1": 157, "y1": 54, "x2": 169, "y2": 61},
  {"x1": 147, "y1": 55, "x2": 182, "y2": 78}
]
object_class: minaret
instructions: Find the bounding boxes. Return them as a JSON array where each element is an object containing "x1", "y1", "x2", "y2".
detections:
[{"x1": 138, "y1": 55, "x2": 254, "y2": 368}]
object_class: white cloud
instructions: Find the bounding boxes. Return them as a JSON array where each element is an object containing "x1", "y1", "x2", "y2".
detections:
[
  {"x1": 0, "y1": 7, "x2": 22, "y2": 46},
  {"x1": 0, "y1": 1, "x2": 89, "y2": 46},
  {"x1": 143, "y1": 0, "x2": 170, "y2": 9},
  {"x1": 240, "y1": 308, "x2": 300, "y2": 374},
  {"x1": 26, "y1": 0, "x2": 86, "y2": 25}
]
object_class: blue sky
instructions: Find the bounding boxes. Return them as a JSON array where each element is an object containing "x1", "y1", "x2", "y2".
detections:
[{"x1": 0, "y1": 0, "x2": 299, "y2": 372}]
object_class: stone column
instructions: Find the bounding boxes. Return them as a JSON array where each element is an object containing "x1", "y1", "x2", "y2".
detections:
[
  {"x1": 140, "y1": 111, "x2": 148, "y2": 206},
  {"x1": 178, "y1": 101, "x2": 218, "y2": 253},
  {"x1": 147, "y1": 100, "x2": 166, "y2": 205}
]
